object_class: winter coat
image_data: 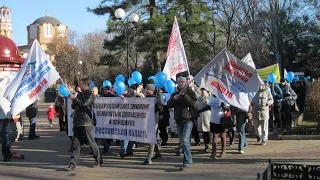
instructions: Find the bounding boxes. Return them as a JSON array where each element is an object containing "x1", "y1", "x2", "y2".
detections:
[
  {"x1": 47, "y1": 107, "x2": 56, "y2": 120},
  {"x1": 251, "y1": 87, "x2": 274, "y2": 121},
  {"x1": 167, "y1": 87, "x2": 197, "y2": 124},
  {"x1": 71, "y1": 89, "x2": 95, "y2": 127},
  {"x1": 196, "y1": 94, "x2": 211, "y2": 132},
  {"x1": 270, "y1": 83, "x2": 283, "y2": 107}
]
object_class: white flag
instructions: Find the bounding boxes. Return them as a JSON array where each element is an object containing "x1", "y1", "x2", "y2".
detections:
[
  {"x1": 284, "y1": 68, "x2": 288, "y2": 78},
  {"x1": 241, "y1": 53, "x2": 256, "y2": 69},
  {"x1": 193, "y1": 49, "x2": 263, "y2": 112},
  {"x1": 163, "y1": 17, "x2": 189, "y2": 80},
  {"x1": 3, "y1": 40, "x2": 60, "y2": 116}
]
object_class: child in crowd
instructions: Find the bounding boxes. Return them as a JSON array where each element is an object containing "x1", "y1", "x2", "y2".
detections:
[{"x1": 47, "y1": 105, "x2": 56, "y2": 127}]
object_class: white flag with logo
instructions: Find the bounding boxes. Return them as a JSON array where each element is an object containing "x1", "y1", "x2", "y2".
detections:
[
  {"x1": 193, "y1": 49, "x2": 263, "y2": 112},
  {"x1": 163, "y1": 17, "x2": 189, "y2": 80},
  {"x1": 241, "y1": 53, "x2": 256, "y2": 69},
  {"x1": 4, "y1": 40, "x2": 60, "y2": 116}
]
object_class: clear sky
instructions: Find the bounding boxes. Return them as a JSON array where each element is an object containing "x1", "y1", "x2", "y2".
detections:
[{"x1": 4, "y1": 0, "x2": 107, "y2": 46}]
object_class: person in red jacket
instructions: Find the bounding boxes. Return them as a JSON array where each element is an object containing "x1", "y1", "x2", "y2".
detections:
[{"x1": 47, "y1": 105, "x2": 56, "y2": 127}]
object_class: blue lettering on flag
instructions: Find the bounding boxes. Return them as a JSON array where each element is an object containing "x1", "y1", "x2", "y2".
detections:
[{"x1": 14, "y1": 60, "x2": 51, "y2": 99}]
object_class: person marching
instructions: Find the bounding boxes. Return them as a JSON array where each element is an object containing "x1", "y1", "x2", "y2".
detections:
[{"x1": 65, "y1": 78, "x2": 101, "y2": 171}]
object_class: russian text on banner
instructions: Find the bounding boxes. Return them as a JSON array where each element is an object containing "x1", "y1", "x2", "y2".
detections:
[
  {"x1": 163, "y1": 16, "x2": 189, "y2": 81},
  {"x1": 241, "y1": 53, "x2": 256, "y2": 69},
  {"x1": 193, "y1": 48, "x2": 263, "y2": 112},
  {"x1": 68, "y1": 97, "x2": 157, "y2": 144},
  {"x1": 4, "y1": 40, "x2": 60, "y2": 116},
  {"x1": 257, "y1": 64, "x2": 280, "y2": 83}
]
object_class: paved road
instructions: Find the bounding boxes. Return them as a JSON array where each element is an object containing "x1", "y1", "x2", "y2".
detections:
[{"x1": 0, "y1": 103, "x2": 319, "y2": 180}]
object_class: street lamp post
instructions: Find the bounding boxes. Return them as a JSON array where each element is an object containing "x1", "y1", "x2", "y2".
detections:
[{"x1": 114, "y1": 8, "x2": 139, "y2": 78}]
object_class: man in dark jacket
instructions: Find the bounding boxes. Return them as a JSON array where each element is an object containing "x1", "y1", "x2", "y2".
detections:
[
  {"x1": 26, "y1": 100, "x2": 40, "y2": 140},
  {"x1": 279, "y1": 77, "x2": 297, "y2": 130},
  {"x1": 65, "y1": 78, "x2": 101, "y2": 171},
  {"x1": 167, "y1": 76, "x2": 197, "y2": 170},
  {"x1": 143, "y1": 84, "x2": 164, "y2": 165}
]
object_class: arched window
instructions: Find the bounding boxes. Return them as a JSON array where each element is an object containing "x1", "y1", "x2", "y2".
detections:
[
  {"x1": 2, "y1": 10, "x2": 6, "y2": 20},
  {"x1": 44, "y1": 24, "x2": 53, "y2": 38}
]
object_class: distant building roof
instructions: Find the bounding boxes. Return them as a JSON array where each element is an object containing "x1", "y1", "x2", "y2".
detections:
[
  {"x1": 32, "y1": 15, "x2": 62, "y2": 25},
  {"x1": 0, "y1": 6, "x2": 10, "y2": 10}
]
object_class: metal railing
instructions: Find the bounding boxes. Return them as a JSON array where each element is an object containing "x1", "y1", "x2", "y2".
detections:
[{"x1": 257, "y1": 159, "x2": 320, "y2": 180}]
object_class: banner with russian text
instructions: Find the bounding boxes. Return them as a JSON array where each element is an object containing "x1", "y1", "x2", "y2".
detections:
[
  {"x1": 193, "y1": 48, "x2": 263, "y2": 112},
  {"x1": 68, "y1": 97, "x2": 157, "y2": 144},
  {"x1": 257, "y1": 64, "x2": 280, "y2": 83},
  {"x1": 4, "y1": 40, "x2": 60, "y2": 116},
  {"x1": 163, "y1": 16, "x2": 189, "y2": 80}
]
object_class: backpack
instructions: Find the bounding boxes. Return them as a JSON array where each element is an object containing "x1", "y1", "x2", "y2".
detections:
[{"x1": 26, "y1": 106, "x2": 37, "y2": 119}]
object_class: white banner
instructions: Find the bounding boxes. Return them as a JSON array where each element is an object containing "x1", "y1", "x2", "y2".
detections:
[
  {"x1": 194, "y1": 48, "x2": 263, "y2": 112},
  {"x1": 4, "y1": 40, "x2": 60, "y2": 116},
  {"x1": 241, "y1": 53, "x2": 256, "y2": 69},
  {"x1": 163, "y1": 17, "x2": 189, "y2": 80},
  {"x1": 68, "y1": 97, "x2": 156, "y2": 144}
]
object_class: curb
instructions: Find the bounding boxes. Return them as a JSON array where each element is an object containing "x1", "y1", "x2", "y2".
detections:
[{"x1": 278, "y1": 135, "x2": 320, "y2": 140}]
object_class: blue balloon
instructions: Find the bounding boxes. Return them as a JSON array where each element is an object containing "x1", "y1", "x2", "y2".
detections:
[
  {"x1": 164, "y1": 80, "x2": 176, "y2": 94},
  {"x1": 128, "y1": 77, "x2": 137, "y2": 87},
  {"x1": 307, "y1": 76, "x2": 311, "y2": 80},
  {"x1": 116, "y1": 74, "x2": 125, "y2": 82},
  {"x1": 58, "y1": 84, "x2": 69, "y2": 97},
  {"x1": 89, "y1": 80, "x2": 95, "y2": 90},
  {"x1": 103, "y1": 80, "x2": 112, "y2": 88},
  {"x1": 155, "y1": 72, "x2": 167, "y2": 88},
  {"x1": 132, "y1": 71, "x2": 142, "y2": 84},
  {"x1": 267, "y1": 72, "x2": 277, "y2": 84},
  {"x1": 162, "y1": 94, "x2": 166, "y2": 102},
  {"x1": 148, "y1": 76, "x2": 155, "y2": 80},
  {"x1": 114, "y1": 81, "x2": 126, "y2": 95},
  {"x1": 286, "y1": 72, "x2": 295, "y2": 82}
]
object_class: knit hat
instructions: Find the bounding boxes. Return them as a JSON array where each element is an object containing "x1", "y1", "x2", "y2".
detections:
[
  {"x1": 145, "y1": 84, "x2": 155, "y2": 91},
  {"x1": 130, "y1": 84, "x2": 138, "y2": 90},
  {"x1": 103, "y1": 85, "x2": 111, "y2": 90},
  {"x1": 147, "y1": 79, "x2": 155, "y2": 84}
]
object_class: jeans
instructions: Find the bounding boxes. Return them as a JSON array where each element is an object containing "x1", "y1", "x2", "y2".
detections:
[
  {"x1": 120, "y1": 140, "x2": 134, "y2": 154},
  {"x1": 273, "y1": 105, "x2": 281, "y2": 128},
  {"x1": 236, "y1": 112, "x2": 247, "y2": 151},
  {"x1": 0, "y1": 119, "x2": 13, "y2": 159},
  {"x1": 176, "y1": 121, "x2": 193, "y2": 166},
  {"x1": 28, "y1": 118, "x2": 36, "y2": 138},
  {"x1": 70, "y1": 126, "x2": 100, "y2": 166}
]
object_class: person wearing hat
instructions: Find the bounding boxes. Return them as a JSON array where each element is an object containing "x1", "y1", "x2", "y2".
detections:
[
  {"x1": 279, "y1": 77, "x2": 297, "y2": 130},
  {"x1": 187, "y1": 75, "x2": 201, "y2": 146},
  {"x1": 167, "y1": 76, "x2": 197, "y2": 170},
  {"x1": 143, "y1": 84, "x2": 163, "y2": 165}
]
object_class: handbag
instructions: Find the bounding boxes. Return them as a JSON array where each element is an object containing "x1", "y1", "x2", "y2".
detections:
[
  {"x1": 292, "y1": 100, "x2": 300, "y2": 112},
  {"x1": 221, "y1": 110, "x2": 235, "y2": 129}
]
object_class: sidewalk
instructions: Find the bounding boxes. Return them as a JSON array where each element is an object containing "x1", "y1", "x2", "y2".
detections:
[{"x1": 0, "y1": 104, "x2": 319, "y2": 180}]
